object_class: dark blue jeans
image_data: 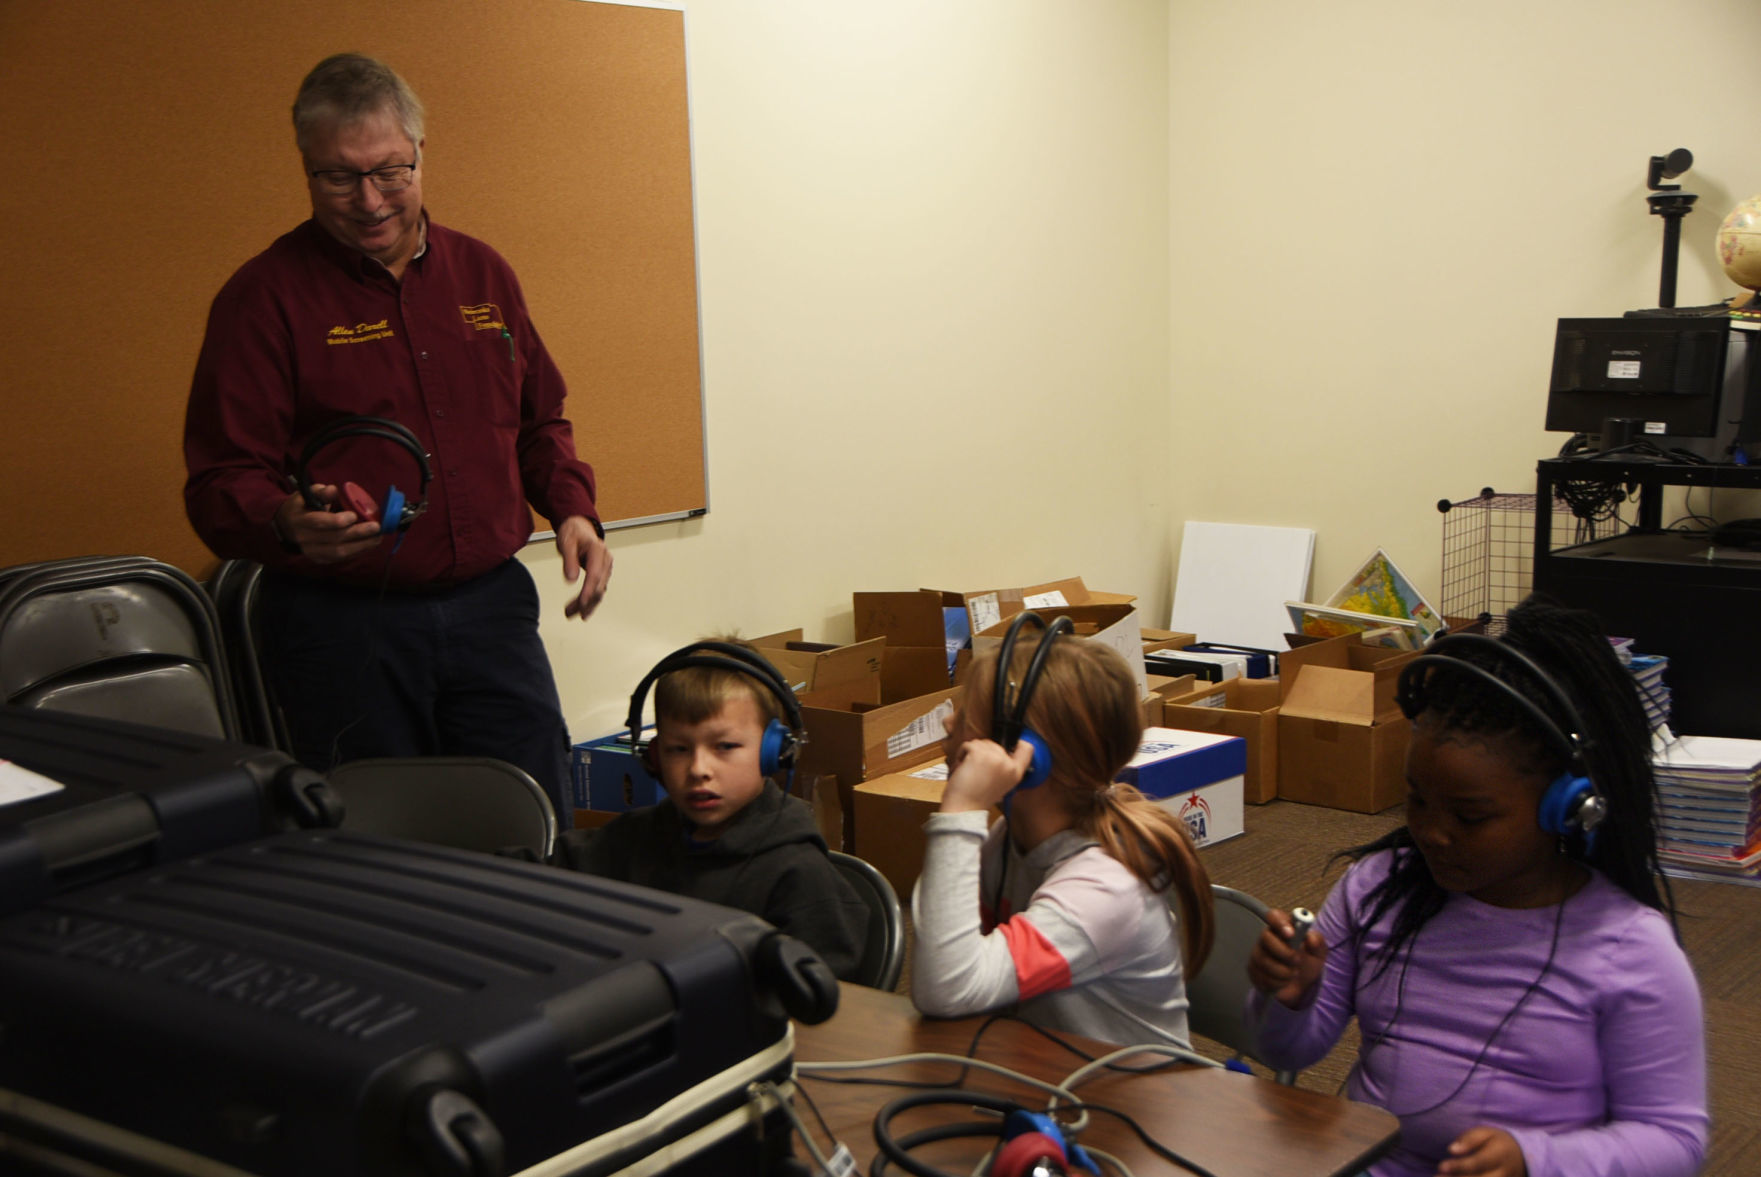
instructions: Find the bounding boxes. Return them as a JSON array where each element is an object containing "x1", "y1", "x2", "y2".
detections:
[{"x1": 260, "y1": 560, "x2": 572, "y2": 821}]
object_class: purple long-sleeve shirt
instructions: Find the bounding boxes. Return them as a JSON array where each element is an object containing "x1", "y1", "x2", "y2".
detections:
[{"x1": 1248, "y1": 850, "x2": 1707, "y2": 1177}]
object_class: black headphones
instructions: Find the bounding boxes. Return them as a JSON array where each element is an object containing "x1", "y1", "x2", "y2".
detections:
[
  {"x1": 625, "y1": 642, "x2": 805, "y2": 780},
  {"x1": 993, "y1": 611, "x2": 1074, "y2": 792},
  {"x1": 294, "y1": 415, "x2": 431, "y2": 533},
  {"x1": 872, "y1": 1091, "x2": 1093, "y2": 1177},
  {"x1": 1395, "y1": 633, "x2": 1608, "y2": 845}
]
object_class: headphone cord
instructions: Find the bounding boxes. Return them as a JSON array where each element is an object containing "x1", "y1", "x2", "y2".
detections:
[{"x1": 1349, "y1": 888, "x2": 1567, "y2": 1117}]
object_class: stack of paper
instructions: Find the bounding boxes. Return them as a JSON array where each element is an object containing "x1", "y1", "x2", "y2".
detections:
[
  {"x1": 1652, "y1": 735, "x2": 1761, "y2": 883},
  {"x1": 1629, "y1": 654, "x2": 1671, "y2": 734}
]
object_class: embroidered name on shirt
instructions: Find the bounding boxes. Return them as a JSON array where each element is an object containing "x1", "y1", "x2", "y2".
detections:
[
  {"x1": 326, "y1": 320, "x2": 395, "y2": 346},
  {"x1": 459, "y1": 303, "x2": 506, "y2": 331}
]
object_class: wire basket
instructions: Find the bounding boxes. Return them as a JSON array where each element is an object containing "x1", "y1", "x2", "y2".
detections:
[{"x1": 1437, "y1": 488, "x2": 1617, "y2": 635}]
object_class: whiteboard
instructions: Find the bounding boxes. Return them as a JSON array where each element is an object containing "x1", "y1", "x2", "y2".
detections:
[{"x1": 1170, "y1": 522, "x2": 1315, "y2": 651}]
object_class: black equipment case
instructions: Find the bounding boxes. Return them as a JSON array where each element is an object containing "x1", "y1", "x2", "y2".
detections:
[
  {"x1": 0, "y1": 830, "x2": 826, "y2": 1177},
  {"x1": 0, "y1": 708, "x2": 338, "y2": 918}
]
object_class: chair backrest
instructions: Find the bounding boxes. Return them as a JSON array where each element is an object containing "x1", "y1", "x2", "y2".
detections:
[
  {"x1": 0, "y1": 556, "x2": 239, "y2": 741},
  {"x1": 827, "y1": 850, "x2": 905, "y2": 991},
  {"x1": 325, "y1": 756, "x2": 558, "y2": 859},
  {"x1": 1184, "y1": 883, "x2": 1297, "y2": 1084},
  {"x1": 205, "y1": 559, "x2": 288, "y2": 751}
]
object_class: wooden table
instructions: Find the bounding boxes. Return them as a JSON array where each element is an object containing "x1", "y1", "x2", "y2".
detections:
[{"x1": 793, "y1": 984, "x2": 1397, "y2": 1177}]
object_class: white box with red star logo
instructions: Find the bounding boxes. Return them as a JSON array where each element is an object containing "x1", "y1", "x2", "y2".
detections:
[{"x1": 1115, "y1": 726, "x2": 1246, "y2": 848}]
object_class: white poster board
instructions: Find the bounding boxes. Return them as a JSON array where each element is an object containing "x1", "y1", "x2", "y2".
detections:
[{"x1": 1171, "y1": 522, "x2": 1315, "y2": 652}]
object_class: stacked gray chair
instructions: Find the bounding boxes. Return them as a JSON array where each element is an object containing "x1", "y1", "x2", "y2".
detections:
[
  {"x1": 0, "y1": 556, "x2": 239, "y2": 741},
  {"x1": 324, "y1": 757, "x2": 559, "y2": 860},
  {"x1": 205, "y1": 559, "x2": 288, "y2": 751},
  {"x1": 1184, "y1": 883, "x2": 1299, "y2": 1084},
  {"x1": 828, "y1": 850, "x2": 906, "y2": 990}
]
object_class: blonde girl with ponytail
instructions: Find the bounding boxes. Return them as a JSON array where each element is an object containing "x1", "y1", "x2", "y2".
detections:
[{"x1": 911, "y1": 627, "x2": 1214, "y2": 1046}]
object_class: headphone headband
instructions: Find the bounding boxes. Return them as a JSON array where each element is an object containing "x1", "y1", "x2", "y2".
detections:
[
  {"x1": 626, "y1": 641, "x2": 804, "y2": 757},
  {"x1": 992, "y1": 611, "x2": 1073, "y2": 751},
  {"x1": 294, "y1": 415, "x2": 433, "y2": 511},
  {"x1": 1396, "y1": 633, "x2": 1607, "y2": 841}
]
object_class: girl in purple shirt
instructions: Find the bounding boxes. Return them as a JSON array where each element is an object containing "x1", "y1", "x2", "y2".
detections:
[{"x1": 1247, "y1": 597, "x2": 1707, "y2": 1177}]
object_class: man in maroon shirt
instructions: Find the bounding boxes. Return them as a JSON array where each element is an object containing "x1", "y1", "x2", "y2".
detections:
[{"x1": 183, "y1": 54, "x2": 611, "y2": 818}]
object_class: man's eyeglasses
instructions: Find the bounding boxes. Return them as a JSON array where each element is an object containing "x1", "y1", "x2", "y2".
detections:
[{"x1": 309, "y1": 162, "x2": 418, "y2": 194}]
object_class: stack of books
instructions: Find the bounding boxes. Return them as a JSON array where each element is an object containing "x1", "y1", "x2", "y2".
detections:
[
  {"x1": 1652, "y1": 734, "x2": 1761, "y2": 884},
  {"x1": 1630, "y1": 654, "x2": 1671, "y2": 734}
]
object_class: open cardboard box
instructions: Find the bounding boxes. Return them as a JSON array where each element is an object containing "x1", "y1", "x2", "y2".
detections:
[
  {"x1": 973, "y1": 602, "x2": 1149, "y2": 702},
  {"x1": 851, "y1": 758, "x2": 958, "y2": 898},
  {"x1": 1163, "y1": 678, "x2": 1282, "y2": 804},
  {"x1": 1276, "y1": 633, "x2": 1418, "y2": 813},
  {"x1": 852, "y1": 591, "x2": 970, "y2": 700},
  {"x1": 799, "y1": 684, "x2": 963, "y2": 851},
  {"x1": 743, "y1": 629, "x2": 884, "y2": 708}
]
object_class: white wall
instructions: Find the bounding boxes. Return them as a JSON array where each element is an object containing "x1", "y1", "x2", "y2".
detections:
[
  {"x1": 1168, "y1": 0, "x2": 1761, "y2": 602},
  {"x1": 531, "y1": 0, "x2": 1175, "y2": 740},
  {"x1": 534, "y1": 0, "x2": 1761, "y2": 743}
]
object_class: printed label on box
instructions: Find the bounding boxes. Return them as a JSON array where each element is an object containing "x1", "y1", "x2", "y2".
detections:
[
  {"x1": 968, "y1": 593, "x2": 1001, "y2": 633},
  {"x1": 1021, "y1": 590, "x2": 1069, "y2": 609},
  {"x1": 1177, "y1": 791, "x2": 1214, "y2": 845},
  {"x1": 0, "y1": 760, "x2": 65, "y2": 807},
  {"x1": 887, "y1": 700, "x2": 957, "y2": 760},
  {"x1": 910, "y1": 762, "x2": 950, "y2": 781}
]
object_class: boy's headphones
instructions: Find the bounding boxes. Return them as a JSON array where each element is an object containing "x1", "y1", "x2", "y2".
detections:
[
  {"x1": 993, "y1": 611, "x2": 1075, "y2": 792},
  {"x1": 625, "y1": 641, "x2": 805, "y2": 779},
  {"x1": 295, "y1": 415, "x2": 431, "y2": 533},
  {"x1": 1395, "y1": 633, "x2": 1608, "y2": 844},
  {"x1": 871, "y1": 1091, "x2": 1096, "y2": 1177}
]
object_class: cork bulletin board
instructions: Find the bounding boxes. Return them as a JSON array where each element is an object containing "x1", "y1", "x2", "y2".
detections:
[{"x1": 0, "y1": 0, "x2": 705, "y2": 575}]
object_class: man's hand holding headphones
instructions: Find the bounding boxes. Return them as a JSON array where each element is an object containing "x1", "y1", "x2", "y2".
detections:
[
  {"x1": 556, "y1": 515, "x2": 613, "y2": 621},
  {"x1": 272, "y1": 485, "x2": 383, "y2": 564}
]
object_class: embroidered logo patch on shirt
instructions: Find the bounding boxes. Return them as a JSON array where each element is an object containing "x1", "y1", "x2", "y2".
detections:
[
  {"x1": 459, "y1": 303, "x2": 507, "y2": 331},
  {"x1": 325, "y1": 320, "x2": 395, "y2": 346}
]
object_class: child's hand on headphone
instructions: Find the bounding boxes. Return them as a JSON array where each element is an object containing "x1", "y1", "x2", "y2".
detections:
[
  {"x1": 1246, "y1": 909, "x2": 1327, "y2": 1009},
  {"x1": 940, "y1": 738, "x2": 1034, "y2": 815}
]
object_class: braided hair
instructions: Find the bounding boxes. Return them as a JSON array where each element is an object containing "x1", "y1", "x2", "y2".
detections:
[{"x1": 1339, "y1": 593, "x2": 1676, "y2": 975}]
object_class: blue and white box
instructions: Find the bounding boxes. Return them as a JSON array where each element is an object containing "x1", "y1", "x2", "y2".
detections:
[
  {"x1": 574, "y1": 727, "x2": 664, "y2": 813},
  {"x1": 1114, "y1": 726, "x2": 1246, "y2": 848}
]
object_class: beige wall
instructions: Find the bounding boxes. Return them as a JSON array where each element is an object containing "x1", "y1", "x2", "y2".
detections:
[
  {"x1": 534, "y1": 0, "x2": 1761, "y2": 742},
  {"x1": 533, "y1": 0, "x2": 1175, "y2": 741},
  {"x1": 1169, "y1": 0, "x2": 1761, "y2": 598}
]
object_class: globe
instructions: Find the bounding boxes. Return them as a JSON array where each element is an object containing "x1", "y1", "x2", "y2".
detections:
[{"x1": 1717, "y1": 194, "x2": 1761, "y2": 291}]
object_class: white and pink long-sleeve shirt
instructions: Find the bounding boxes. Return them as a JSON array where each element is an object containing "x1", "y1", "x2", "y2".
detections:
[{"x1": 910, "y1": 810, "x2": 1191, "y2": 1046}]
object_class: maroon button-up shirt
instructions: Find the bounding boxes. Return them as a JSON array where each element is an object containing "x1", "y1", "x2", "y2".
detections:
[{"x1": 184, "y1": 216, "x2": 599, "y2": 589}]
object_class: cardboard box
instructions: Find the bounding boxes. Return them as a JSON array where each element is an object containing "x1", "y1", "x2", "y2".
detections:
[
  {"x1": 799, "y1": 684, "x2": 964, "y2": 848},
  {"x1": 1276, "y1": 633, "x2": 1418, "y2": 813},
  {"x1": 1142, "y1": 628, "x2": 1199, "y2": 654},
  {"x1": 973, "y1": 603, "x2": 1149, "y2": 702},
  {"x1": 1162, "y1": 678, "x2": 1282, "y2": 804},
  {"x1": 851, "y1": 759, "x2": 958, "y2": 898},
  {"x1": 852, "y1": 591, "x2": 970, "y2": 700},
  {"x1": 959, "y1": 577, "x2": 1134, "y2": 636},
  {"x1": 1117, "y1": 727, "x2": 1247, "y2": 848},
  {"x1": 744, "y1": 630, "x2": 885, "y2": 707}
]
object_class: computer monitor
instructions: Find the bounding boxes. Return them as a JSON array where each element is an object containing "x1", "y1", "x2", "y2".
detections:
[{"x1": 1544, "y1": 316, "x2": 1759, "y2": 461}]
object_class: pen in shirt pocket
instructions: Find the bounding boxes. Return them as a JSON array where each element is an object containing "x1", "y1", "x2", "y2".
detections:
[{"x1": 501, "y1": 325, "x2": 515, "y2": 363}]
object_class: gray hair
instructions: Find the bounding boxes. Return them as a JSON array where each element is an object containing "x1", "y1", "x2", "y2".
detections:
[{"x1": 293, "y1": 53, "x2": 425, "y2": 152}]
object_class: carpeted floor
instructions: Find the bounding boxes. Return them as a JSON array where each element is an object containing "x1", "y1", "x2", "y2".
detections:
[{"x1": 893, "y1": 799, "x2": 1761, "y2": 1176}]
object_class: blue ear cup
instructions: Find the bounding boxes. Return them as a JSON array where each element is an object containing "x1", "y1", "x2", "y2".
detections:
[
  {"x1": 759, "y1": 717, "x2": 796, "y2": 777},
  {"x1": 1538, "y1": 770, "x2": 1606, "y2": 852},
  {"x1": 382, "y1": 485, "x2": 407, "y2": 531},
  {"x1": 1016, "y1": 729, "x2": 1053, "y2": 791}
]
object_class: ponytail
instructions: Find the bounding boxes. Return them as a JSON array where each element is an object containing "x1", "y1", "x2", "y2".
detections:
[
  {"x1": 1085, "y1": 785, "x2": 1215, "y2": 976},
  {"x1": 973, "y1": 634, "x2": 1216, "y2": 976}
]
